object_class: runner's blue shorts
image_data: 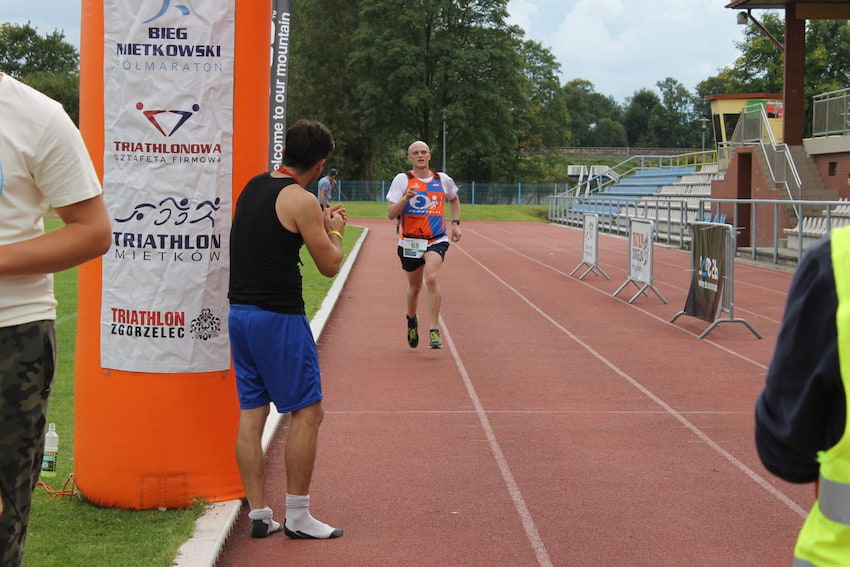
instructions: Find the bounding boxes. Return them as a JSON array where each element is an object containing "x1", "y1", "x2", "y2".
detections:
[{"x1": 228, "y1": 305, "x2": 323, "y2": 413}]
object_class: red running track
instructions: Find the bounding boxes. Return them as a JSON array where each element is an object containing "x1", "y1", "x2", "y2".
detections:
[{"x1": 216, "y1": 219, "x2": 807, "y2": 567}]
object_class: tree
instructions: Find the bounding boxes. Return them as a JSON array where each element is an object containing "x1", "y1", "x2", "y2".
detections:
[
  {"x1": 0, "y1": 23, "x2": 80, "y2": 123},
  {"x1": 653, "y1": 77, "x2": 701, "y2": 148},
  {"x1": 348, "y1": 0, "x2": 534, "y2": 181},
  {"x1": 623, "y1": 88, "x2": 662, "y2": 147},
  {"x1": 562, "y1": 79, "x2": 623, "y2": 146},
  {"x1": 287, "y1": 0, "x2": 564, "y2": 181},
  {"x1": 699, "y1": 14, "x2": 850, "y2": 137},
  {"x1": 515, "y1": 38, "x2": 570, "y2": 151},
  {"x1": 722, "y1": 12, "x2": 785, "y2": 95},
  {"x1": 288, "y1": 0, "x2": 369, "y2": 179}
]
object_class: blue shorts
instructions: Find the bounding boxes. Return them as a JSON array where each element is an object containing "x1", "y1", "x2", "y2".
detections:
[{"x1": 228, "y1": 305, "x2": 323, "y2": 413}]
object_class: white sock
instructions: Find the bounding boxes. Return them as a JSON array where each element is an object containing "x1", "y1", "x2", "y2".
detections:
[
  {"x1": 248, "y1": 506, "x2": 281, "y2": 537},
  {"x1": 285, "y1": 494, "x2": 342, "y2": 539}
]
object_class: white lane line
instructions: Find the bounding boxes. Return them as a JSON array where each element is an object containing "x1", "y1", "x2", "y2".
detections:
[
  {"x1": 327, "y1": 410, "x2": 747, "y2": 415},
  {"x1": 454, "y1": 245, "x2": 807, "y2": 519},
  {"x1": 441, "y1": 319, "x2": 554, "y2": 567},
  {"x1": 463, "y1": 231, "x2": 768, "y2": 371}
]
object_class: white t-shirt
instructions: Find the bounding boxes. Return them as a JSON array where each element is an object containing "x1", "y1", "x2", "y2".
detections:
[
  {"x1": 386, "y1": 171, "x2": 459, "y2": 245},
  {"x1": 0, "y1": 74, "x2": 103, "y2": 327}
]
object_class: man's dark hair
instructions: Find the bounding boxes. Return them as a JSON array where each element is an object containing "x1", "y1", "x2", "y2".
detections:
[{"x1": 282, "y1": 119, "x2": 335, "y2": 169}]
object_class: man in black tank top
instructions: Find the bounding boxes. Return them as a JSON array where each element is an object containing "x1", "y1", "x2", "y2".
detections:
[{"x1": 228, "y1": 120, "x2": 347, "y2": 540}]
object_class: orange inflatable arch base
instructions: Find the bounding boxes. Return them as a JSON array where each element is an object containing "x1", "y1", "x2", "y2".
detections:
[{"x1": 75, "y1": 1, "x2": 270, "y2": 509}]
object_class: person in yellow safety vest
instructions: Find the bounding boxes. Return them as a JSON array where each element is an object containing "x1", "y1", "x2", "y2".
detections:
[{"x1": 756, "y1": 222, "x2": 850, "y2": 566}]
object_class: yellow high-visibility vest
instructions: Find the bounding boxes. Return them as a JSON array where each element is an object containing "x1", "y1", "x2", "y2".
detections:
[{"x1": 794, "y1": 226, "x2": 850, "y2": 566}]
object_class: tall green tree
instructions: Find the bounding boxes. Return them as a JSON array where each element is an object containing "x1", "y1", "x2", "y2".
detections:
[
  {"x1": 515, "y1": 38, "x2": 570, "y2": 151},
  {"x1": 623, "y1": 88, "x2": 662, "y2": 147},
  {"x1": 289, "y1": 0, "x2": 562, "y2": 181},
  {"x1": 288, "y1": 0, "x2": 368, "y2": 179},
  {"x1": 0, "y1": 23, "x2": 80, "y2": 123},
  {"x1": 350, "y1": 0, "x2": 532, "y2": 181},
  {"x1": 724, "y1": 12, "x2": 785, "y2": 94},
  {"x1": 653, "y1": 77, "x2": 702, "y2": 148},
  {"x1": 562, "y1": 79, "x2": 624, "y2": 146}
]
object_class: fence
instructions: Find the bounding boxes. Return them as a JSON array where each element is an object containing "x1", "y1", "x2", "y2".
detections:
[
  {"x1": 548, "y1": 193, "x2": 850, "y2": 267},
  {"x1": 306, "y1": 180, "x2": 567, "y2": 205},
  {"x1": 812, "y1": 87, "x2": 850, "y2": 138}
]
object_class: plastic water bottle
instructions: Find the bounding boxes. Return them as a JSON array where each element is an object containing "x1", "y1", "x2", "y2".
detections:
[{"x1": 42, "y1": 423, "x2": 59, "y2": 477}]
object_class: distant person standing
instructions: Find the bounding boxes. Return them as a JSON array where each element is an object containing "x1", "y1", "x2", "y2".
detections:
[
  {"x1": 229, "y1": 119, "x2": 345, "y2": 540},
  {"x1": 386, "y1": 140, "x2": 461, "y2": 349},
  {"x1": 317, "y1": 167, "x2": 338, "y2": 210},
  {"x1": 0, "y1": 73, "x2": 112, "y2": 566}
]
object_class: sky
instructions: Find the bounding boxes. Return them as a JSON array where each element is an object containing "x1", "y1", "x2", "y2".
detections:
[{"x1": 1, "y1": 0, "x2": 750, "y2": 103}]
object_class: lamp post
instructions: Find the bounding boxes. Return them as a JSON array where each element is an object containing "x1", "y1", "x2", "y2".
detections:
[
  {"x1": 442, "y1": 108, "x2": 447, "y2": 172},
  {"x1": 700, "y1": 117, "x2": 709, "y2": 150}
]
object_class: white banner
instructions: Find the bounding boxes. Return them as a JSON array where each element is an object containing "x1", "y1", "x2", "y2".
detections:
[
  {"x1": 629, "y1": 219, "x2": 653, "y2": 285},
  {"x1": 582, "y1": 214, "x2": 598, "y2": 265},
  {"x1": 100, "y1": 0, "x2": 234, "y2": 372}
]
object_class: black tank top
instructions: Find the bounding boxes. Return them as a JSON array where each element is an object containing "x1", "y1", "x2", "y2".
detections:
[{"x1": 228, "y1": 173, "x2": 305, "y2": 314}]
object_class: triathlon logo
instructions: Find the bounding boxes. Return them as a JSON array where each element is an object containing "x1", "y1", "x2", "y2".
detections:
[
  {"x1": 137, "y1": 102, "x2": 200, "y2": 137},
  {"x1": 143, "y1": 0, "x2": 190, "y2": 23}
]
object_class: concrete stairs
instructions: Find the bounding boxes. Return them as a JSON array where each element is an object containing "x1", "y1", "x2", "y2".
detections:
[{"x1": 788, "y1": 144, "x2": 838, "y2": 215}]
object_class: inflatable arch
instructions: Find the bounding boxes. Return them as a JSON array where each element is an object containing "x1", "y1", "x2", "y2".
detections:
[{"x1": 75, "y1": 0, "x2": 273, "y2": 509}]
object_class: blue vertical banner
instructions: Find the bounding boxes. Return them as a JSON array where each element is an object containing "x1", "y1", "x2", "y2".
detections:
[{"x1": 269, "y1": 0, "x2": 292, "y2": 171}]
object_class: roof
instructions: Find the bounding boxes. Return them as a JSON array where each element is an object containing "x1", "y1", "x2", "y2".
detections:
[
  {"x1": 726, "y1": 0, "x2": 850, "y2": 18},
  {"x1": 705, "y1": 93, "x2": 782, "y2": 101}
]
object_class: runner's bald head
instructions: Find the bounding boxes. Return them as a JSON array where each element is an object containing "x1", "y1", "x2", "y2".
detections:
[{"x1": 408, "y1": 140, "x2": 430, "y2": 156}]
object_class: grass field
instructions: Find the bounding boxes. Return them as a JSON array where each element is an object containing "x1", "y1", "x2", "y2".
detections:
[{"x1": 24, "y1": 204, "x2": 545, "y2": 566}]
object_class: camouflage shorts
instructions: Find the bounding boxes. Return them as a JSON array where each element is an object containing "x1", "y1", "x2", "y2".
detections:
[{"x1": 0, "y1": 320, "x2": 56, "y2": 567}]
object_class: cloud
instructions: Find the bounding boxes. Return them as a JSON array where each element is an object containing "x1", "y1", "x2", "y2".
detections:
[
  {"x1": 509, "y1": 0, "x2": 745, "y2": 102},
  {"x1": 506, "y1": 0, "x2": 540, "y2": 34},
  {"x1": 0, "y1": 0, "x2": 82, "y2": 47}
]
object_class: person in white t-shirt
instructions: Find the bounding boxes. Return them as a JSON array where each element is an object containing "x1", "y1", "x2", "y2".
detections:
[
  {"x1": 0, "y1": 73, "x2": 111, "y2": 566},
  {"x1": 386, "y1": 140, "x2": 461, "y2": 350}
]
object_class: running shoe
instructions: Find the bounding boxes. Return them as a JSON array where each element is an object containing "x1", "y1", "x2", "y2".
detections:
[
  {"x1": 407, "y1": 315, "x2": 419, "y2": 348},
  {"x1": 429, "y1": 329, "x2": 443, "y2": 349}
]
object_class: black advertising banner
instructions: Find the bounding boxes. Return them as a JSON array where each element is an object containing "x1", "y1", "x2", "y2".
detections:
[
  {"x1": 683, "y1": 223, "x2": 727, "y2": 322},
  {"x1": 269, "y1": 0, "x2": 291, "y2": 170}
]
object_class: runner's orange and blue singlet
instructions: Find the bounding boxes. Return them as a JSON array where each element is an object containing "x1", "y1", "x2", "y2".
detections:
[{"x1": 399, "y1": 171, "x2": 446, "y2": 243}]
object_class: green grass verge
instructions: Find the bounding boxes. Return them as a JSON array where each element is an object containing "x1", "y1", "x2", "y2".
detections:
[
  {"x1": 342, "y1": 201, "x2": 549, "y2": 222},
  {"x1": 26, "y1": 203, "x2": 544, "y2": 565}
]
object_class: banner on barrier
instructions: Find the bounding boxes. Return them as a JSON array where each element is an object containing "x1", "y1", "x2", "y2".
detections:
[
  {"x1": 100, "y1": 1, "x2": 235, "y2": 372},
  {"x1": 571, "y1": 213, "x2": 609, "y2": 280},
  {"x1": 683, "y1": 223, "x2": 727, "y2": 323},
  {"x1": 582, "y1": 213, "x2": 598, "y2": 265},
  {"x1": 629, "y1": 219, "x2": 652, "y2": 284},
  {"x1": 268, "y1": 0, "x2": 291, "y2": 171}
]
